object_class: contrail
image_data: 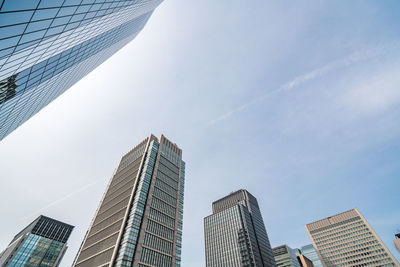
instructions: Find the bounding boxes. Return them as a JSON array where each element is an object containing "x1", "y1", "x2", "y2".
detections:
[
  {"x1": 209, "y1": 44, "x2": 394, "y2": 125},
  {"x1": 22, "y1": 177, "x2": 108, "y2": 222}
]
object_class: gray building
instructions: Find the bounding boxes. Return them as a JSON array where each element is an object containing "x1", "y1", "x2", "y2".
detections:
[
  {"x1": 0, "y1": 215, "x2": 74, "y2": 267},
  {"x1": 204, "y1": 189, "x2": 276, "y2": 267},
  {"x1": 273, "y1": 245, "x2": 300, "y2": 267},
  {"x1": 73, "y1": 134, "x2": 185, "y2": 267},
  {"x1": 0, "y1": 0, "x2": 163, "y2": 141},
  {"x1": 297, "y1": 244, "x2": 322, "y2": 267},
  {"x1": 305, "y1": 208, "x2": 399, "y2": 267}
]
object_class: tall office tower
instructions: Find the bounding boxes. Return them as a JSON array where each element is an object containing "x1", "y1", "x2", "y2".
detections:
[
  {"x1": 73, "y1": 134, "x2": 185, "y2": 267},
  {"x1": 0, "y1": 0, "x2": 163, "y2": 141},
  {"x1": 305, "y1": 208, "x2": 399, "y2": 267},
  {"x1": 273, "y1": 245, "x2": 301, "y2": 267},
  {"x1": 394, "y1": 233, "x2": 400, "y2": 254},
  {"x1": 296, "y1": 254, "x2": 314, "y2": 267},
  {"x1": 297, "y1": 245, "x2": 322, "y2": 267},
  {"x1": 0, "y1": 215, "x2": 74, "y2": 267},
  {"x1": 204, "y1": 189, "x2": 276, "y2": 267}
]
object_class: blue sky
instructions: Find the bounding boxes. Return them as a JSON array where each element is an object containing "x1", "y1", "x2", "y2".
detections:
[{"x1": 0, "y1": 1, "x2": 400, "y2": 266}]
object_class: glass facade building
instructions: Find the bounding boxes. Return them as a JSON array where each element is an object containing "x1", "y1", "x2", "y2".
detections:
[
  {"x1": 297, "y1": 244, "x2": 322, "y2": 267},
  {"x1": 0, "y1": 0, "x2": 163, "y2": 141},
  {"x1": 73, "y1": 134, "x2": 185, "y2": 267},
  {"x1": 305, "y1": 208, "x2": 399, "y2": 267},
  {"x1": 204, "y1": 189, "x2": 276, "y2": 267},
  {"x1": 394, "y1": 233, "x2": 400, "y2": 254},
  {"x1": 0, "y1": 215, "x2": 74, "y2": 267},
  {"x1": 273, "y1": 245, "x2": 301, "y2": 267}
]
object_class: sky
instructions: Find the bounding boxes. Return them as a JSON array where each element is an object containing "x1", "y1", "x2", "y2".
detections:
[{"x1": 1, "y1": 0, "x2": 400, "y2": 266}]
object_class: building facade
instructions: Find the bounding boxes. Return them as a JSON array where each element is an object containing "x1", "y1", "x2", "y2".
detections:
[
  {"x1": 296, "y1": 254, "x2": 314, "y2": 267},
  {"x1": 273, "y1": 245, "x2": 300, "y2": 267},
  {"x1": 0, "y1": 0, "x2": 163, "y2": 141},
  {"x1": 297, "y1": 244, "x2": 322, "y2": 267},
  {"x1": 73, "y1": 134, "x2": 185, "y2": 267},
  {"x1": 204, "y1": 189, "x2": 276, "y2": 267},
  {"x1": 305, "y1": 208, "x2": 399, "y2": 267},
  {"x1": 394, "y1": 233, "x2": 400, "y2": 254},
  {"x1": 0, "y1": 215, "x2": 74, "y2": 267}
]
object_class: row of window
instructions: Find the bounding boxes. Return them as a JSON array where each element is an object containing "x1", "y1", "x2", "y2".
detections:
[
  {"x1": 154, "y1": 177, "x2": 177, "y2": 197},
  {"x1": 153, "y1": 187, "x2": 177, "y2": 207},
  {"x1": 143, "y1": 232, "x2": 173, "y2": 255},
  {"x1": 146, "y1": 219, "x2": 174, "y2": 241},
  {"x1": 8, "y1": 234, "x2": 64, "y2": 267},
  {"x1": 158, "y1": 155, "x2": 179, "y2": 175},
  {"x1": 318, "y1": 236, "x2": 375, "y2": 253},
  {"x1": 139, "y1": 247, "x2": 172, "y2": 267},
  {"x1": 310, "y1": 217, "x2": 361, "y2": 237},
  {"x1": 322, "y1": 240, "x2": 379, "y2": 257},
  {"x1": 151, "y1": 196, "x2": 176, "y2": 218},
  {"x1": 316, "y1": 232, "x2": 373, "y2": 249},
  {"x1": 313, "y1": 222, "x2": 365, "y2": 242},
  {"x1": 148, "y1": 208, "x2": 175, "y2": 229},
  {"x1": 315, "y1": 228, "x2": 370, "y2": 246},
  {"x1": 156, "y1": 170, "x2": 178, "y2": 190}
]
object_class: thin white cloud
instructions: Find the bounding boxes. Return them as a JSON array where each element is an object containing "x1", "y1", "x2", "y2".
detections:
[
  {"x1": 22, "y1": 177, "x2": 108, "y2": 222},
  {"x1": 209, "y1": 43, "x2": 397, "y2": 125}
]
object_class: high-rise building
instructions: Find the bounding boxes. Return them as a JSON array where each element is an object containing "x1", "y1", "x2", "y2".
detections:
[
  {"x1": 73, "y1": 134, "x2": 185, "y2": 267},
  {"x1": 273, "y1": 245, "x2": 300, "y2": 267},
  {"x1": 297, "y1": 244, "x2": 322, "y2": 267},
  {"x1": 305, "y1": 208, "x2": 399, "y2": 267},
  {"x1": 394, "y1": 232, "x2": 400, "y2": 254},
  {"x1": 0, "y1": 215, "x2": 74, "y2": 267},
  {"x1": 204, "y1": 189, "x2": 276, "y2": 267},
  {"x1": 296, "y1": 254, "x2": 314, "y2": 267},
  {"x1": 0, "y1": 0, "x2": 163, "y2": 141}
]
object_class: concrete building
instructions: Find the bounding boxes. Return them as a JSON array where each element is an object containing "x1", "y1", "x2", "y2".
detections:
[
  {"x1": 273, "y1": 245, "x2": 300, "y2": 267},
  {"x1": 204, "y1": 189, "x2": 276, "y2": 267},
  {"x1": 0, "y1": 0, "x2": 163, "y2": 141},
  {"x1": 0, "y1": 215, "x2": 73, "y2": 266},
  {"x1": 305, "y1": 208, "x2": 399, "y2": 267},
  {"x1": 73, "y1": 134, "x2": 185, "y2": 267}
]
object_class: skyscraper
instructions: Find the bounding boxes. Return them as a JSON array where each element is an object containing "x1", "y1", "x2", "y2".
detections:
[
  {"x1": 273, "y1": 245, "x2": 300, "y2": 267},
  {"x1": 204, "y1": 189, "x2": 276, "y2": 267},
  {"x1": 394, "y1": 232, "x2": 400, "y2": 254},
  {"x1": 296, "y1": 254, "x2": 314, "y2": 267},
  {"x1": 297, "y1": 244, "x2": 322, "y2": 267},
  {"x1": 305, "y1": 208, "x2": 399, "y2": 267},
  {"x1": 73, "y1": 134, "x2": 185, "y2": 267},
  {"x1": 0, "y1": 215, "x2": 74, "y2": 267},
  {"x1": 0, "y1": 0, "x2": 163, "y2": 141}
]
